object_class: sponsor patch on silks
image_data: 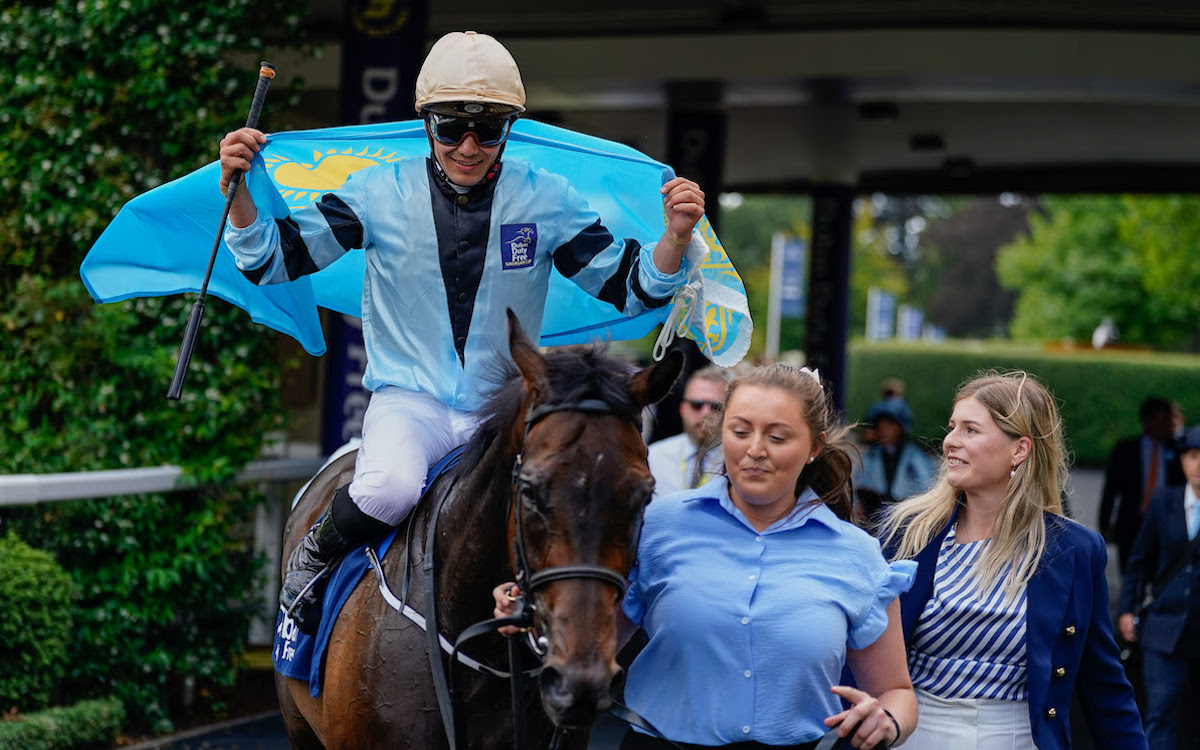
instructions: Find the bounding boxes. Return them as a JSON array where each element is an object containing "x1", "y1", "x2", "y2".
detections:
[{"x1": 500, "y1": 223, "x2": 537, "y2": 269}]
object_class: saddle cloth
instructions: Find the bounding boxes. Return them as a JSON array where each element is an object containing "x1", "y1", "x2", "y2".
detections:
[{"x1": 272, "y1": 446, "x2": 464, "y2": 697}]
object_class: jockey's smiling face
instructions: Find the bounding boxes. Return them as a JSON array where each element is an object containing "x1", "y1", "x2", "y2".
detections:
[{"x1": 431, "y1": 130, "x2": 502, "y2": 187}]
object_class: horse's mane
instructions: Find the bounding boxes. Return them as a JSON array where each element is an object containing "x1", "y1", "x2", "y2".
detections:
[{"x1": 458, "y1": 344, "x2": 641, "y2": 473}]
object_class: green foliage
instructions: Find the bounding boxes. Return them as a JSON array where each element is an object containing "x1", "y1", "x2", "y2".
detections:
[
  {"x1": 0, "y1": 275, "x2": 284, "y2": 477},
  {"x1": 0, "y1": 0, "x2": 305, "y2": 282},
  {"x1": 0, "y1": 0, "x2": 312, "y2": 733},
  {"x1": 996, "y1": 195, "x2": 1200, "y2": 351},
  {"x1": 0, "y1": 275, "x2": 283, "y2": 732},
  {"x1": 847, "y1": 340, "x2": 1200, "y2": 466},
  {"x1": 0, "y1": 697, "x2": 124, "y2": 750},
  {"x1": 0, "y1": 532, "x2": 76, "y2": 712}
]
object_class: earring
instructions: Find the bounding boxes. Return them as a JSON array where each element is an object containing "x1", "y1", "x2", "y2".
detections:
[
  {"x1": 1010, "y1": 466, "x2": 1017, "y2": 478},
  {"x1": 807, "y1": 456, "x2": 815, "y2": 464}
]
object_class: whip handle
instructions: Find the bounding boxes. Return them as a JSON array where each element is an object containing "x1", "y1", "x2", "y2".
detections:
[{"x1": 167, "y1": 62, "x2": 276, "y2": 400}]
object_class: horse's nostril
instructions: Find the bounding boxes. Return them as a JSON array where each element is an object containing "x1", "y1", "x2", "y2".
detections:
[{"x1": 539, "y1": 663, "x2": 614, "y2": 727}]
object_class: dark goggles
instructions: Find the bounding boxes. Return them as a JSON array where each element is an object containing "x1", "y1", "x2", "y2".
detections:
[{"x1": 426, "y1": 112, "x2": 514, "y2": 147}]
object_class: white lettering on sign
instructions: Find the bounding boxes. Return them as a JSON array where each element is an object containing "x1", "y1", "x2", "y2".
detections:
[{"x1": 362, "y1": 67, "x2": 399, "y2": 123}]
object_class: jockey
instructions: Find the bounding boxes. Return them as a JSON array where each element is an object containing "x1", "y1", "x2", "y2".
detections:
[{"x1": 217, "y1": 30, "x2": 707, "y2": 634}]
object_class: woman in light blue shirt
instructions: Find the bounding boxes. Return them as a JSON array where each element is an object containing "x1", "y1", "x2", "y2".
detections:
[{"x1": 498, "y1": 364, "x2": 918, "y2": 749}]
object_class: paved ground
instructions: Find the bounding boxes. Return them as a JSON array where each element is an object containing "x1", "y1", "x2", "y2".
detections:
[{"x1": 147, "y1": 469, "x2": 1141, "y2": 750}]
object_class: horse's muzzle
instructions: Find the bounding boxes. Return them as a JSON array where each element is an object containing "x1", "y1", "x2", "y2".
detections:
[{"x1": 538, "y1": 662, "x2": 619, "y2": 728}]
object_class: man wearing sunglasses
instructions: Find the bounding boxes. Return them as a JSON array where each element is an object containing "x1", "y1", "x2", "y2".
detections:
[
  {"x1": 648, "y1": 365, "x2": 729, "y2": 497},
  {"x1": 217, "y1": 31, "x2": 707, "y2": 633}
]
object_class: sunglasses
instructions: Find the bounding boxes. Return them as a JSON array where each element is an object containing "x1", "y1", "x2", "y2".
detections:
[
  {"x1": 426, "y1": 112, "x2": 514, "y2": 147},
  {"x1": 684, "y1": 399, "x2": 724, "y2": 412}
]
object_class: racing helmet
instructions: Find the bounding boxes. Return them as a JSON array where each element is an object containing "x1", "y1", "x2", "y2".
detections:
[{"x1": 414, "y1": 31, "x2": 526, "y2": 116}]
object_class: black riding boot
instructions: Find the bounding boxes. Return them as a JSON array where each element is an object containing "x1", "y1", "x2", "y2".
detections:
[{"x1": 280, "y1": 485, "x2": 390, "y2": 634}]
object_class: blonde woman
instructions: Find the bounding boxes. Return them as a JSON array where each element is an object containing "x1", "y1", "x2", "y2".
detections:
[{"x1": 878, "y1": 371, "x2": 1145, "y2": 750}]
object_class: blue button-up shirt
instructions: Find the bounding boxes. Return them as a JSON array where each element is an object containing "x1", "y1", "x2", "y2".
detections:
[{"x1": 623, "y1": 476, "x2": 916, "y2": 745}]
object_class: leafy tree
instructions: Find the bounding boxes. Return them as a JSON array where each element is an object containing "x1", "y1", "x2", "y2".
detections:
[
  {"x1": 1119, "y1": 195, "x2": 1200, "y2": 350},
  {"x1": 922, "y1": 196, "x2": 1027, "y2": 338},
  {"x1": 0, "y1": 0, "x2": 311, "y2": 733},
  {"x1": 996, "y1": 195, "x2": 1199, "y2": 350}
]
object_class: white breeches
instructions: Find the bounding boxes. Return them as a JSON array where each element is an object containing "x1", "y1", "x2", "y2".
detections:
[{"x1": 348, "y1": 386, "x2": 482, "y2": 526}]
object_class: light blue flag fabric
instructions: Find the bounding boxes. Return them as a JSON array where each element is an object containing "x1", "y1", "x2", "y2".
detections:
[{"x1": 81, "y1": 119, "x2": 751, "y2": 364}]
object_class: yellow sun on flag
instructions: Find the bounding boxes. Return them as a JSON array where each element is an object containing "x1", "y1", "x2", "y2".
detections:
[{"x1": 263, "y1": 146, "x2": 407, "y2": 208}]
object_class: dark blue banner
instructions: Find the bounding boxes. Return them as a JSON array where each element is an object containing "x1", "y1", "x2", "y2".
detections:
[{"x1": 324, "y1": 0, "x2": 428, "y2": 452}]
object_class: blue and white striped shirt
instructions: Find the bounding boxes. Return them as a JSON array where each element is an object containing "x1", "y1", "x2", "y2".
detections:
[{"x1": 908, "y1": 523, "x2": 1029, "y2": 700}]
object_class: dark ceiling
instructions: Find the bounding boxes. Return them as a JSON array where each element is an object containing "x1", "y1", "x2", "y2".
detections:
[{"x1": 277, "y1": 0, "x2": 1200, "y2": 194}]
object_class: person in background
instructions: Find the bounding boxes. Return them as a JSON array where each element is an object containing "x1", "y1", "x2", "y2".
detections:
[
  {"x1": 854, "y1": 398, "x2": 935, "y2": 523},
  {"x1": 498, "y1": 363, "x2": 918, "y2": 750},
  {"x1": 646, "y1": 365, "x2": 729, "y2": 496},
  {"x1": 878, "y1": 371, "x2": 1146, "y2": 750},
  {"x1": 219, "y1": 31, "x2": 706, "y2": 633},
  {"x1": 860, "y1": 377, "x2": 908, "y2": 448},
  {"x1": 1171, "y1": 402, "x2": 1186, "y2": 440},
  {"x1": 1100, "y1": 396, "x2": 1184, "y2": 571},
  {"x1": 1117, "y1": 424, "x2": 1200, "y2": 750}
]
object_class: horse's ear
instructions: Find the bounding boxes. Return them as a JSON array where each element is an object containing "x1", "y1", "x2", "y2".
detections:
[
  {"x1": 507, "y1": 308, "x2": 548, "y2": 393},
  {"x1": 629, "y1": 349, "x2": 685, "y2": 408}
]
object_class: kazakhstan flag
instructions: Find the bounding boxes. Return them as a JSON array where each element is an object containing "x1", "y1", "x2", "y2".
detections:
[{"x1": 81, "y1": 119, "x2": 751, "y2": 366}]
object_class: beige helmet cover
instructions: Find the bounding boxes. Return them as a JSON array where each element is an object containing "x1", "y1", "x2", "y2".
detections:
[{"x1": 414, "y1": 31, "x2": 526, "y2": 114}]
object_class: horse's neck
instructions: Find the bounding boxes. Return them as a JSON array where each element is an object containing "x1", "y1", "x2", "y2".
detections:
[{"x1": 420, "y1": 442, "x2": 517, "y2": 632}]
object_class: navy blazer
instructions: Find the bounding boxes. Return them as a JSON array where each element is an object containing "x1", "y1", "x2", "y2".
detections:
[
  {"x1": 1118, "y1": 485, "x2": 1198, "y2": 655},
  {"x1": 897, "y1": 509, "x2": 1146, "y2": 750}
]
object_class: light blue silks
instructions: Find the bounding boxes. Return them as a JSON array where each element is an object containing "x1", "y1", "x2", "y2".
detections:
[{"x1": 81, "y1": 119, "x2": 751, "y2": 365}]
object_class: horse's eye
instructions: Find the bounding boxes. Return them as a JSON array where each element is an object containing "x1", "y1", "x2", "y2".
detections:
[
  {"x1": 519, "y1": 480, "x2": 544, "y2": 509},
  {"x1": 634, "y1": 479, "x2": 655, "y2": 507}
]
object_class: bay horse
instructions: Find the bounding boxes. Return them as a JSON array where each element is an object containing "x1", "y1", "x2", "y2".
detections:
[{"x1": 275, "y1": 310, "x2": 683, "y2": 750}]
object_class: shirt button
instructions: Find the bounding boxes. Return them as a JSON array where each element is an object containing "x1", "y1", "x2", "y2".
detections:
[
  {"x1": 748, "y1": 574, "x2": 756, "y2": 581},
  {"x1": 455, "y1": 336, "x2": 466, "y2": 348},
  {"x1": 741, "y1": 617, "x2": 749, "y2": 625},
  {"x1": 1046, "y1": 708, "x2": 1057, "y2": 719},
  {"x1": 456, "y1": 195, "x2": 467, "y2": 206},
  {"x1": 755, "y1": 536, "x2": 763, "y2": 542},
  {"x1": 1063, "y1": 625, "x2": 1076, "y2": 636},
  {"x1": 457, "y1": 292, "x2": 468, "y2": 302},
  {"x1": 742, "y1": 726, "x2": 751, "y2": 734},
  {"x1": 744, "y1": 670, "x2": 752, "y2": 678},
  {"x1": 1054, "y1": 667, "x2": 1066, "y2": 678},
  {"x1": 457, "y1": 240, "x2": 469, "y2": 251}
]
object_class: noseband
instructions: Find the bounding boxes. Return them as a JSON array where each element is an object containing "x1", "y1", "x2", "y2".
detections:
[{"x1": 510, "y1": 398, "x2": 636, "y2": 598}]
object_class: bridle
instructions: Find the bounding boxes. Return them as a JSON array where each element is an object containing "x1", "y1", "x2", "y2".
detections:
[{"x1": 510, "y1": 398, "x2": 635, "y2": 611}]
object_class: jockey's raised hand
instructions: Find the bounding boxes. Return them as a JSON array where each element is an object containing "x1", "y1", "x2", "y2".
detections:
[
  {"x1": 218, "y1": 126, "x2": 267, "y2": 229},
  {"x1": 651, "y1": 176, "x2": 705, "y2": 275}
]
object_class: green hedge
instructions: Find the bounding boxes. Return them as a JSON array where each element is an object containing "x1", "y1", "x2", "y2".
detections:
[
  {"x1": 0, "y1": 532, "x2": 75, "y2": 712},
  {"x1": 0, "y1": 698, "x2": 124, "y2": 750},
  {"x1": 846, "y1": 340, "x2": 1200, "y2": 467}
]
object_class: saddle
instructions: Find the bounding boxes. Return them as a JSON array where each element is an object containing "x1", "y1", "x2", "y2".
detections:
[{"x1": 271, "y1": 446, "x2": 465, "y2": 697}]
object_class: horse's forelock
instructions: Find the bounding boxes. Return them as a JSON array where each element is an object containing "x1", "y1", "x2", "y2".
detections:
[
  {"x1": 458, "y1": 345, "x2": 640, "y2": 471},
  {"x1": 541, "y1": 345, "x2": 640, "y2": 422}
]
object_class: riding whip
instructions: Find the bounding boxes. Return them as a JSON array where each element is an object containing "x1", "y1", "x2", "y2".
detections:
[{"x1": 167, "y1": 61, "x2": 277, "y2": 400}]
